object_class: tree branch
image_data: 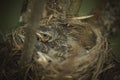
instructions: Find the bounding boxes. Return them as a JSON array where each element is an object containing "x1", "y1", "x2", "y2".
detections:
[{"x1": 19, "y1": 0, "x2": 46, "y2": 67}]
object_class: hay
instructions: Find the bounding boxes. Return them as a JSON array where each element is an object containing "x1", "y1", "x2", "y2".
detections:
[
  {"x1": 0, "y1": 18, "x2": 113, "y2": 80},
  {"x1": 34, "y1": 20, "x2": 111, "y2": 80}
]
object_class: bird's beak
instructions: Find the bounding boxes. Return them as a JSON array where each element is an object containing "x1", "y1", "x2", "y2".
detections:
[{"x1": 36, "y1": 51, "x2": 54, "y2": 68}]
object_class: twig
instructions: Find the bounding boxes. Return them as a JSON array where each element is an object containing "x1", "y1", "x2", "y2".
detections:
[{"x1": 19, "y1": 0, "x2": 46, "y2": 67}]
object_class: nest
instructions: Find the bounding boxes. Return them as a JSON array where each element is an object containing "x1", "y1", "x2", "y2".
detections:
[{"x1": 2, "y1": 17, "x2": 112, "y2": 80}]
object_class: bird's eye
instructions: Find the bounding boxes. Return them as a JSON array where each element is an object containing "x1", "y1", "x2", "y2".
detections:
[
  {"x1": 43, "y1": 34, "x2": 48, "y2": 37},
  {"x1": 41, "y1": 33, "x2": 52, "y2": 42}
]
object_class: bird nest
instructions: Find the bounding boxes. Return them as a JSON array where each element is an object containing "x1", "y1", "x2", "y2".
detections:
[{"x1": 5, "y1": 18, "x2": 112, "y2": 80}]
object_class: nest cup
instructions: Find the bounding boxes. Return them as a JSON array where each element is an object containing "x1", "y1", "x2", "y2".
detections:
[
  {"x1": 37, "y1": 21, "x2": 109, "y2": 80},
  {"x1": 9, "y1": 18, "x2": 111, "y2": 80}
]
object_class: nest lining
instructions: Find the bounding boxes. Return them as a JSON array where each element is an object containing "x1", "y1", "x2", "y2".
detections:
[{"x1": 5, "y1": 18, "x2": 112, "y2": 80}]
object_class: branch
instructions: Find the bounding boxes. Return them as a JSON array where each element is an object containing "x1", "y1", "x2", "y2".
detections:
[{"x1": 19, "y1": 0, "x2": 46, "y2": 67}]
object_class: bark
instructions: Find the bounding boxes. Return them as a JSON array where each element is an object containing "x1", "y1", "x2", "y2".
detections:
[
  {"x1": 19, "y1": 0, "x2": 46, "y2": 67},
  {"x1": 66, "y1": 0, "x2": 82, "y2": 16}
]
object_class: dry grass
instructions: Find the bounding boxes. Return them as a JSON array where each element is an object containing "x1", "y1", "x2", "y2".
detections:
[{"x1": 0, "y1": 18, "x2": 113, "y2": 80}]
